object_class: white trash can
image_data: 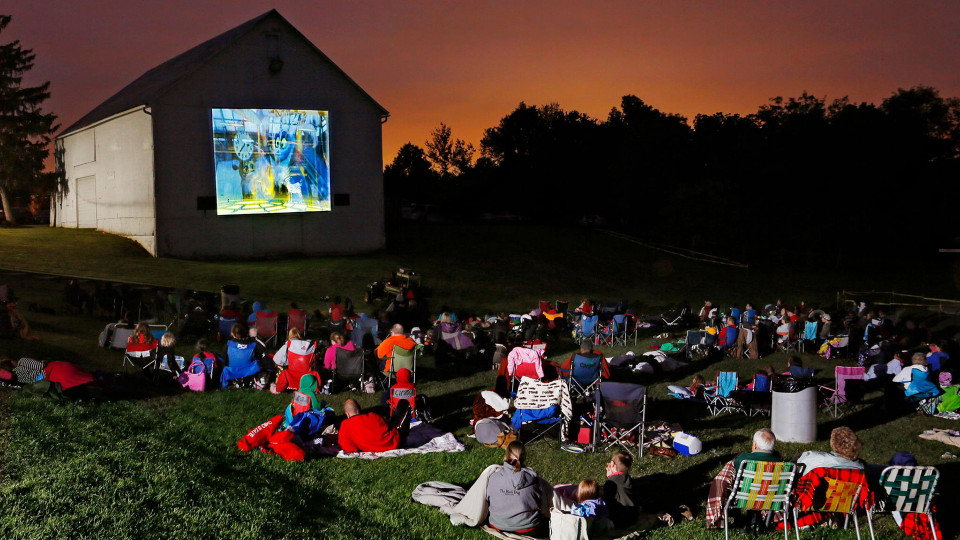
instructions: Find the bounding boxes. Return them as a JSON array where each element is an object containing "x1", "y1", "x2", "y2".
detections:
[{"x1": 771, "y1": 386, "x2": 817, "y2": 443}]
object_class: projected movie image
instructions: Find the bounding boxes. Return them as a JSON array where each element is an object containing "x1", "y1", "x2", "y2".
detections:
[{"x1": 212, "y1": 108, "x2": 330, "y2": 215}]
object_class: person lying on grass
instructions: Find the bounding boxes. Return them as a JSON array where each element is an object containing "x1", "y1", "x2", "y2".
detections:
[{"x1": 337, "y1": 397, "x2": 411, "y2": 453}]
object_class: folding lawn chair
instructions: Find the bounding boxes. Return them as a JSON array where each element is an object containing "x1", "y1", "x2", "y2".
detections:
[
  {"x1": 776, "y1": 322, "x2": 800, "y2": 352},
  {"x1": 255, "y1": 311, "x2": 279, "y2": 348},
  {"x1": 596, "y1": 381, "x2": 646, "y2": 457},
  {"x1": 707, "y1": 371, "x2": 742, "y2": 415},
  {"x1": 738, "y1": 373, "x2": 772, "y2": 417},
  {"x1": 539, "y1": 300, "x2": 550, "y2": 313},
  {"x1": 684, "y1": 330, "x2": 705, "y2": 359},
  {"x1": 333, "y1": 347, "x2": 367, "y2": 391},
  {"x1": 507, "y1": 347, "x2": 544, "y2": 395},
  {"x1": 221, "y1": 339, "x2": 261, "y2": 388},
  {"x1": 122, "y1": 339, "x2": 158, "y2": 372},
  {"x1": 878, "y1": 466, "x2": 939, "y2": 540},
  {"x1": 566, "y1": 352, "x2": 602, "y2": 402},
  {"x1": 821, "y1": 366, "x2": 866, "y2": 417},
  {"x1": 792, "y1": 468, "x2": 875, "y2": 540},
  {"x1": 724, "y1": 460, "x2": 801, "y2": 540},
  {"x1": 385, "y1": 343, "x2": 420, "y2": 385},
  {"x1": 278, "y1": 339, "x2": 317, "y2": 387},
  {"x1": 575, "y1": 315, "x2": 599, "y2": 344},
  {"x1": 287, "y1": 308, "x2": 308, "y2": 335},
  {"x1": 905, "y1": 369, "x2": 945, "y2": 415},
  {"x1": 109, "y1": 327, "x2": 135, "y2": 350},
  {"x1": 216, "y1": 315, "x2": 236, "y2": 341},
  {"x1": 661, "y1": 307, "x2": 687, "y2": 327},
  {"x1": 350, "y1": 317, "x2": 380, "y2": 350},
  {"x1": 511, "y1": 377, "x2": 572, "y2": 446},
  {"x1": 610, "y1": 314, "x2": 629, "y2": 346}
]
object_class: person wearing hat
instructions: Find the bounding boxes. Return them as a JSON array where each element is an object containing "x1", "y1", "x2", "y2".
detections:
[{"x1": 818, "y1": 313, "x2": 832, "y2": 342}]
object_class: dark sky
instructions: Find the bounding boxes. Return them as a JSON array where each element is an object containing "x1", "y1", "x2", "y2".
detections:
[{"x1": 7, "y1": 1, "x2": 960, "y2": 164}]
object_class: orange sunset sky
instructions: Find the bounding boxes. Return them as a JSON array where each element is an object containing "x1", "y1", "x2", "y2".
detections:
[{"x1": 7, "y1": 0, "x2": 960, "y2": 166}]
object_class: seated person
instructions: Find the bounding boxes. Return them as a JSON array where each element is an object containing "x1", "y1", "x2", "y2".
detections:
[
  {"x1": 796, "y1": 427, "x2": 863, "y2": 471},
  {"x1": 246, "y1": 301, "x2": 272, "y2": 325},
  {"x1": 572, "y1": 479, "x2": 610, "y2": 532},
  {"x1": 667, "y1": 373, "x2": 706, "y2": 399},
  {"x1": 926, "y1": 342, "x2": 949, "y2": 372},
  {"x1": 718, "y1": 317, "x2": 739, "y2": 349},
  {"x1": 557, "y1": 342, "x2": 611, "y2": 379},
  {"x1": 384, "y1": 368, "x2": 428, "y2": 420},
  {"x1": 892, "y1": 352, "x2": 930, "y2": 391},
  {"x1": 486, "y1": 441, "x2": 546, "y2": 535},
  {"x1": 864, "y1": 350, "x2": 904, "y2": 381},
  {"x1": 337, "y1": 398, "x2": 410, "y2": 453},
  {"x1": 284, "y1": 373, "x2": 324, "y2": 426},
  {"x1": 602, "y1": 451, "x2": 676, "y2": 529},
  {"x1": 784, "y1": 356, "x2": 813, "y2": 377},
  {"x1": 157, "y1": 331, "x2": 183, "y2": 377},
  {"x1": 323, "y1": 331, "x2": 355, "y2": 371},
  {"x1": 706, "y1": 429, "x2": 782, "y2": 529},
  {"x1": 127, "y1": 322, "x2": 157, "y2": 348},
  {"x1": 375, "y1": 324, "x2": 416, "y2": 372}
]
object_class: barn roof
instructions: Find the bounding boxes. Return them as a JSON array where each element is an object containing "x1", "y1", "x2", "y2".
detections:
[{"x1": 59, "y1": 9, "x2": 388, "y2": 137}]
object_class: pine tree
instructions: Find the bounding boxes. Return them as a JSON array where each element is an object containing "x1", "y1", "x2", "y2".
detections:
[{"x1": 0, "y1": 15, "x2": 59, "y2": 224}]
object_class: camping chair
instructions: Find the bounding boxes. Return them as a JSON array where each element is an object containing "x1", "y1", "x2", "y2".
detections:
[
  {"x1": 738, "y1": 374, "x2": 772, "y2": 417},
  {"x1": 575, "y1": 315, "x2": 599, "y2": 344},
  {"x1": 792, "y1": 468, "x2": 875, "y2": 540},
  {"x1": 507, "y1": 347, "x2": 544, "y2": 396},
  {"x1": 280, "y1": 339, "x2": 317, "y2": 385},
  {"x1": 333, "y1": 347, "x2": 366, "y2": 391},
  {"x1": 706, "y1": 371, "x2": 742, "y2": 415},
  {"x1": 566, "y1": 352, "x2": 603, "y2": 402},
  {"x1": 877, "y1": 466, "x2": 939, "y2": 540},
  {"x1": 596, "y1": 381, "x2": 646, "y2": 457},
  {"x1": 287, "y1": 308, "x2": 308, "y2": 335},
  {"x1": 905, "y1": 369, "x2": 945, "y2": 415},
  {"x1": 109, "y1": 327, "x2": 135, "y2": 350},
  {"x1": 802, "y1": 321, "x2": 819, "y2": 352},
  {"x1": 385, "y1": 343, "x2": 420, "y2": 385},
  {"x1": 775, "y1": 322, "x2": 800, "y2": 352},
  {"x1": 350, "y1": 317, "x2": 380, "y2": 350},
  {"x1": 511, "y1": 377, "x2": 571, "y2": 446},
  {"x1": 684, "y1": 330, "x2": 705, "y2": 359},
  {"x1": 610, "y1": 314, "x2": 629, "y2": 346},
  {"x1": 661, "y1": 307, "x2": 687, "y2": 326},
  {"x1": 122, "y1": 339, "x2": 158, "y2": 372},
  {"x1": 724, "y1": 460, "x2": 801, "y2": 540},
  {"x1": 220, "y1": 340, "x2": 260, "y2": 388},
  {"x1": 440, "y1": 322, "x2": 474, "y2": 351},
  {"x1": 255, "y1": 311, "x2": 279, "y2": 348},
  {"x1": 539, "y1": 300, "x2": 550, "y2": 313},
  {"x1": 821, "y1": 366, "x2": 866, "y2": 417}
]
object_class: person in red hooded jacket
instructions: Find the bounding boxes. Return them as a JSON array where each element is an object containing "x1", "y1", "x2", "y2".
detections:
[
  {"x1": 387, "y1": 367, "x2": 417, "y2": 416},
  {"x1": 338, "y1": 398, "x2": 411, "y2": 453}
]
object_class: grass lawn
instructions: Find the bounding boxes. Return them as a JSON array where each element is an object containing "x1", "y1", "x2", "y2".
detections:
[{"x1": 1, "y1": 224, "x2": 960, "y2": 539}]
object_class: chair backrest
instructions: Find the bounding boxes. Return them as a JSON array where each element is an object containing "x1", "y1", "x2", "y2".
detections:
[
  {"x1": 391, "y1": 344, "x2": 416, "y2": 373},
  {"x1": 570, "y1": 353, "x2": 602, "y2": 385},
  {"x1": 539, "y1": 300, "x2": 550, "y2": 313},
  {"x1": 334, "y1": 348, "x2": 365, "y2": 381},
  {"x1": 818, "y1": 476, "x2": 863, "y2": 513},
  {"x1": 351, "y1": 318, "x2": 379, "y2": 347},
  {"x1": 286, "y1": 340, "x2": 316, "y2": 373},
  {"x1": 509, "y1": 314, "x2": 522, "y2": 326},
  {"x1": 789, "y1": 365, "x2": 815, "y2": 378},
  {"x1": 580, "y1": 315, "x2": 599, "y2": 336},
  {"x1": 752, "y1": 374, "x2": 771, "y2": 392},
  {"x1": 287, "y1": 309, "x2": 308, "y2": 334},
  {"x1": 227, "y1": 340, "x2": 257, "y2": 368},
  {"x1": 804, "y1": 321, "x2": 819, "y2": 340},
  {"x1": 218, "y1": 316, "x2": 236, "y2": 337},
  {"x1": 125, "y1": 339, "x2": 158, "y2": 357},
  {"x1": 879, "y1": 466, "x2": 939, "y2": 514},
  {"x1": 835, "y1": 366, "x2": 865, "y2": 399},
  {"x1": 729, "y1": 460, "x2": 799, "y2": 511},
  {"x1": 514, "y1": 378, "x2": 565, "y2": 410},
  {"x1": 716, "y1": 371, "x2": 738, "y2": 397},
  {"x1": 685, "y1": 330, "x2": 704, "y2": 347},
  {"x1": 598, "y1": 381, "x2": 646, "y2": 427},
  {"x1": 110, "y1": 327, "x2": 135, "y2": 349},
  {"x1": 612, "y1": 314, "x2": 627, "y2": 332},
  {"x1": 255, "y1": 311, "x2": 278, "y2": 339}
]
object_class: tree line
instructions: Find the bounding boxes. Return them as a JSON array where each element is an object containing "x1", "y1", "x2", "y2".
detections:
[{"x1": 385, "y1": 88, "x2": 960, "y2": 266}]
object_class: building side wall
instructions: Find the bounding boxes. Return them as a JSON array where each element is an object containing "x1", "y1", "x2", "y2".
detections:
[
  {"x1": 152, "y1": 20, "x2": 385, "y2": 258},
  {"x1": 53, "y1": 110, "x2": 157, "y2": 255}
]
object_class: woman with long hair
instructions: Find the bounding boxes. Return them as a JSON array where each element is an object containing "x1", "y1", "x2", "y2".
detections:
[{"x1": 485, "y1": 441, "x2": 545, "y2": 534}]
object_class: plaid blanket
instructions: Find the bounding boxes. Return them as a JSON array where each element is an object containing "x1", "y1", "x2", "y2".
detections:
[
  {"x1": 705, "y1": 461, "x2": 736, "y2": 528},
  {"x1": 901, "y1": 507, "x2": 941, "y2": 540}
]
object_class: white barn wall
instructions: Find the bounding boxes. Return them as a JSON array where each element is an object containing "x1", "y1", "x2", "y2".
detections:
[
  {"x1": 152, "y1": 18, "x2": 385, "y2": 258},
  {"x1": 54, "y1": 109, "x2": 157, "y2": 254}
]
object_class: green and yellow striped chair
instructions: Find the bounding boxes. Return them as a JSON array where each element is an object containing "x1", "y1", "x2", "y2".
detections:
[{"x1": 724, "y1": 460, "x2": 801, "y2": 540}]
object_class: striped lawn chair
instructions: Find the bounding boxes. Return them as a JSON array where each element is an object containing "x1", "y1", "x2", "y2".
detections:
[
  {"x1": 724, "y1": 460, "x2": 801, "y2": 540},
  {"x1": 792, "y1": 467, "x2": 875, "y2": 540},
  {"x1": 879, "y1": 466, "x2": 939, "y2": 540}
]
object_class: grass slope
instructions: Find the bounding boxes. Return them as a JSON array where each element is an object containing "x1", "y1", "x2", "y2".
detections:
[{"x1": 1, "y1": 225, "x2": 960, "y2": 539}]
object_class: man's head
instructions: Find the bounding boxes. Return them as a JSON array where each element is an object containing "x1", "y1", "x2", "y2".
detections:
[
  {"x1": 343, "y1": 399, "x2": 360, "y2": 418},
  {"x1": 391, "y1": 324, "x2": 405, "y2": 336},
  {"x1": 752, "y1": 428, "x2": 776, "y2": 452},
  {"x1": 830, "y1": 427, "x2": 861, "y2": 461},
  {"x1": 579, "y1": 341, "x2": 593, "y2": 354}
]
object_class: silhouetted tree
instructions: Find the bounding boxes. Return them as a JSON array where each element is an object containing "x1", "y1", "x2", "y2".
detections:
[
  {"x1": 0, "y1": 15, "x2": 59, "y2": 224},
  {"x1": 424, "y1": 123, "x2": 474, "y2": 179}
]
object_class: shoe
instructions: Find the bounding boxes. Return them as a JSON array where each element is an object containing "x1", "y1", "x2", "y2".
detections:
[{"x1": 678, "y1": 504, "x2": 694, "y2": 521}]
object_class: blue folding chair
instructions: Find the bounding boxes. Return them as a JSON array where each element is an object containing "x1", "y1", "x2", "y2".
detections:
[
  {"x1": 576, "y1": 315, "x2": 599, "y2": 344},
  {"x1": 707, "y1": 371, "x2": 742, "y2": 415},
  {"x1": 567, "y1": 353, "x2": 602, "y2": 401},
  {"x1": 221, "y1": 340, "x2": 260, "y2": 388},
  {"x1": 217, "y1": 315, "x2": 237, "y2": 341}
]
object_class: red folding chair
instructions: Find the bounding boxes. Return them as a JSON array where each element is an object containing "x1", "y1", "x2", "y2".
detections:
[{"x1": 255, "y1": 311, "x2": 279, "y2": 348}]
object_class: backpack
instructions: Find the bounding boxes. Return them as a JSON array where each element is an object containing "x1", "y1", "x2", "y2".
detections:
[
  {"x1": 288, "y1": 407, "x2": 333, "y2": 440},
  {"x1": 180, "y1": 358, "x2": 207, "y2": 392},
  {"x1": 475, "y1": 418, "x2": 515, "y2": 448}
]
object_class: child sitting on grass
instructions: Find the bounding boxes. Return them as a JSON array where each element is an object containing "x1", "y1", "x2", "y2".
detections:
[{"x1": 603, "y1": 451, "x2": 680, "y2": 529}]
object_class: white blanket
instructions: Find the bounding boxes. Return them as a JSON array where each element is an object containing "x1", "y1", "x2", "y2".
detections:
[{"x1": 336, "y1": 432, "x2": 464, "y2": 460}]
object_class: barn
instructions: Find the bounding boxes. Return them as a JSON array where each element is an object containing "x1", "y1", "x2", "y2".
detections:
[{"x1": 52, "y1": 10, "x2": 388, "y2": 258}]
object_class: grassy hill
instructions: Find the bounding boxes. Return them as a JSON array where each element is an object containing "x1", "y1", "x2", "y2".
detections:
[{"x1": 1, "y1": 224, "x2": 959, "y2": 539}]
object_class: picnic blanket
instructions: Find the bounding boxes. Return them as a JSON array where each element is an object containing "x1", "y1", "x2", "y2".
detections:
[
  {"x1": 336, "y1": 422, "x2": 464, "y2": 459},
  {"x1": 705, "y1": 461, "x2": 735, "y2": 528},
  {"x1": 919, "y1": 428, "x2": 960, "y2": 448},
  {"x1": 778, "y1": 467, "x2": 873, "y2": 531}
]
